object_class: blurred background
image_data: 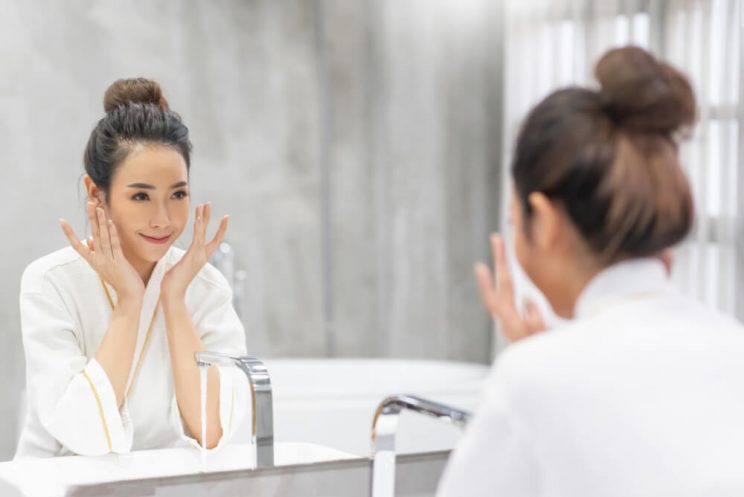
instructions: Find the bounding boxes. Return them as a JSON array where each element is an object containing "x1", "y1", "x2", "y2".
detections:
[{"x1": 0, "y1": 0, "x2": 741, "y2": 461}]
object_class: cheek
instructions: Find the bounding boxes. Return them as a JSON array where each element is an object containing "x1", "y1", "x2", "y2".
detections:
[
  {"x1": 514, "y1": 227, "x2": 530, "y2": 271},
  {"x1": 511, "y1": 203, "x2": 534, "y2": 275},
  {"x1": 105, "y1": 204, "x2": 130, "y2": 233},
  {"x1": 172, "y1": 202, "x2": 190, "y2": 230}
]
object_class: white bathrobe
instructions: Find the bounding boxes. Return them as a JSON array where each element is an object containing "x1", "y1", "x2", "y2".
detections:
[
  {"x1": 15, "y1": 245, "x2": 250, "y2": 458},
  {"x1": 437, "y1": 258, "x2": 744, "y2": 497}
]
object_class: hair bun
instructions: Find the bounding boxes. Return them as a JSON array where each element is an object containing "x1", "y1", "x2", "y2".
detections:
[
  {"x1": 103, "y1": 78, "x2": 169, "y2": 113},
  {"x1": 595, "y1": 46, "x2": 695, "y2": 136}
]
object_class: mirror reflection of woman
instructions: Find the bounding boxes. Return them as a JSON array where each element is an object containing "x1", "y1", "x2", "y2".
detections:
[
  {"x1": 438, "y1": 47, "x2": 744, "y2": 495},
  {"x1": 15, "y1": 79, "x2": 249, "y2": 458}
]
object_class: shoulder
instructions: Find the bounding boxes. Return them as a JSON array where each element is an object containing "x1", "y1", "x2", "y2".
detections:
[
  {"x1": 194, "y1": 262, "x2": 232, "y2": 295},
  {"x1": 485, "y1": 317, "x2": 612, "y2": 409},
  {"x1": 21, "y1": 246, "x2": 88, "y2": 295},
  {"x1": 490, "y1": 331, "x2": 569, "y2": 391},
  {"x1": 490, "y1": 289, "x2": 744, "y2": 399}
]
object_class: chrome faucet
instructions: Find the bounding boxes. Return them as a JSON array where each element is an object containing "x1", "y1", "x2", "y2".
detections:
[
  {"x1": 194, "y1": 352, "x2": 274, "y2": 468},
  {"x1": 369, "y1": 394, "x2": 472, "y2": 497}
]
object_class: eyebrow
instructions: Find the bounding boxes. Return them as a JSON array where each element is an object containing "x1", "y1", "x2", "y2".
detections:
[{"x1": 126, "y1": 181, "x2": 188, "y2": 190}]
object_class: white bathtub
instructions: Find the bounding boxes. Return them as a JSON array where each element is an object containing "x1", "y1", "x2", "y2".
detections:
[{"x1": 234, "y1": 359, "x2": 490, "y2": 456}]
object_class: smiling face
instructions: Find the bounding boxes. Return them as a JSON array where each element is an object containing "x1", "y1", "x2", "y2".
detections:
[{"x1": 89, "y1": 144, "x2": 190, "y2": 278}]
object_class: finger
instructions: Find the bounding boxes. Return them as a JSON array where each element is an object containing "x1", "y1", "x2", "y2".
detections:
[
  {"x1": 524, "y1": 298, "x2": 547, "y2": 335},
  {"x1": 205, "y1": 215, "x2": 229, "y2": 256},
  {"x1": 491, "y1": 234, "x2": 515, "y2": 306},
  {"x1": 476, "y1": 262, "x2": 524, "y2": 339},
  {"x1": 60, "y1": 219, "x2": 91, "y2": 259},
  {"x1": 97, "y1": 208, "x2": 113, "y2": 258},
  {"x1": 476, "y1": 261, "x2": 520, "y2": 317},
  {"x1": 87, "y1": 238, "x2": 95, "y2": 252},
  {"x1": 202, "y1": 202, "x2": 212, "y2": 239},
  {"x1": 474, "y1": 263, "x2": 499, "y2": 315},
  {"x1": 659, "y1": 249, "x2": 673, "y2": 276},
  {"x1": 193, "y1": 204, "x2": 205, "y2": 245},
  {"x1": 87, "y1": 201, "x2": 102, "y2": 255},
  {"x1": 496, "y1": 306, "x2": 530, "y2": 343},
  {"x1": 109, "y1": 219, "x2": 123, "y2": 259}
]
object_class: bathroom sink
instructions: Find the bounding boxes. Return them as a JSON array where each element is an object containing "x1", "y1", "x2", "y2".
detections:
[{"x1": 0, "y1": 442, "x2": 359, "y2": 497}]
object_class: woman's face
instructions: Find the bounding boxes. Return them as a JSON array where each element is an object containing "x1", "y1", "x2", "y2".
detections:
[{"x1": 101, "y1": 144, "x2": 190, "y2": 268}]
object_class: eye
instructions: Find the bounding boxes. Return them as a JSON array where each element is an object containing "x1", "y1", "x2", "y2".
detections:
[
  {"x1": 171, "y1": 190, "x2": 189, "y2": 200},
  {"x1": 131, "y1": 192, "x2": 149, "y2": 201}
]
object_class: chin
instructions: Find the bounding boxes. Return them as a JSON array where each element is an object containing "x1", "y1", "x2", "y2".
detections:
[{"x1": 139, "y1": 243, "x2": 172, "y2": 263}]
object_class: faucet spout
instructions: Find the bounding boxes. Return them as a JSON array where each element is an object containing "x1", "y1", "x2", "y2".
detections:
[
  {"x1": 195, "y1": 351, "x2": 274, "y2": 468},
  {"x1": 369, "y1": 394, "x2": 472, "y2": 497}
]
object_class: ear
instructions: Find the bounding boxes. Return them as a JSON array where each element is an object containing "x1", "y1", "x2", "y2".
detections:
[
  {"x1": 83, "y1": 175, "x2": 105, "y2": 206},
  {"x1": 527, "y1": 192, "x2": 564, "y2": 252}
]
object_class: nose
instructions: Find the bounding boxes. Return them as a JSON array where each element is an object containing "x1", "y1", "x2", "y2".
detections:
[{"x1": 150, "y1": 201, "x2": 171, "y2": 230}]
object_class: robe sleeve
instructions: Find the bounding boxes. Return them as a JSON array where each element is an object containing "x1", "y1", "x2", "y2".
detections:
[
  {"x1": 169, "y1": 269, "x2": 250, "y2": 450},
  {"x1": 20, "y1": 273, "x2": 132, "y2": 456}
]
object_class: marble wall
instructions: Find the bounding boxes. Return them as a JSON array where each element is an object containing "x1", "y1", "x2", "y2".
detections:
[{"x1": 0, "y1": 0, "x2": 503, "y2": 459}]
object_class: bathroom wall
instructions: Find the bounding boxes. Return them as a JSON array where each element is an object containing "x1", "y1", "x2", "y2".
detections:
[{"x1": 0, "y1": 0, "x2": 503, "y2": 459}]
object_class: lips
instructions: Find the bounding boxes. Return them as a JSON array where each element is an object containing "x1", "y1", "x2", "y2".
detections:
[{"x1": 140, "y1": 233, "x2": 172, "y2": 245}]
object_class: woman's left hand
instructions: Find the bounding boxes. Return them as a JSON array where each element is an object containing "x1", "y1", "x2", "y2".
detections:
[
  {"x1": 161, "y1": 203, "x2": 229, "y2": 301},
  {"x1": 474, "y1": 234, "x2": 546, "y2": 343}
]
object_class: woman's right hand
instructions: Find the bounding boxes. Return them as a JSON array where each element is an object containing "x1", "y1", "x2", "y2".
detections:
[
  {"x1": 474, "y1": 233, "x2": 546, "y2": 343},
  {"x1": 60, "y1": 201, "x2": 145, "y2": 302}
]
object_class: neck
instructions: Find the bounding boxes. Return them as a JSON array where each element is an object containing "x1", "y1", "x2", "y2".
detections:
[
  {"x1": 560, "y1": 268, "x2": 600, "y2": 319},
  {"x1": 548, "y1": 254, "x2": 604, "y2": 319},
  {"x1": 134, "y1": 260, "x2": 157, "y2": 285}
]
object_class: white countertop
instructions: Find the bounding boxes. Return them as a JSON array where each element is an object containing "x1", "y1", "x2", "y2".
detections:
[{"x1": 0, "y1": 442, "x2": 358, "y2": 497}]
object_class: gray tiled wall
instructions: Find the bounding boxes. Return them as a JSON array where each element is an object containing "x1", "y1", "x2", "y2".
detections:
[{"x1": 0, "y1": 0, "x2": 503, "y2": 460}]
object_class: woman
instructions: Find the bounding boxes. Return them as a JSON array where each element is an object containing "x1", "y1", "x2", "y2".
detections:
[
  {"x1": 437, "y1": 47, "x2": 744, "y2": 495},
  {"x1": 15, "y1": 79, "x2": 249, "y2": 458}
]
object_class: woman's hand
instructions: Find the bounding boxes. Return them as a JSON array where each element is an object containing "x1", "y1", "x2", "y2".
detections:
[
  {"x1": 60, "y1": 201, "x2": 145, "y2": 301},
  {"x1": 474, "y1": 233, "x2": 546, "y2": 343},
  {"x1": 161, "y1": 203, "x2": 228, "y2": 301},
  {"x1": 659, "y1": 248, "x2": 673, "y2": 275}
]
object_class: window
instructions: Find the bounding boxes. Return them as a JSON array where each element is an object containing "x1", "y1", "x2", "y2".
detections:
[{"x1": 501, "y1": 0, "x2": 743, "y2": 320}]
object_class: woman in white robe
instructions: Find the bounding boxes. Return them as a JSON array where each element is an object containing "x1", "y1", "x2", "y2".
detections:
[
  {"x1": 437, "y1": 47, "x2": 744, "y2": 496},
  {"x1": 15, "y1": 79, "x2": 249, "y2": 458}
]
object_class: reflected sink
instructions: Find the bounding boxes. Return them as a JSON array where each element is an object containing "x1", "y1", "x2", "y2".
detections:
[{"x1": 0, "y1": 442, "x2": 358, "y2": 497}]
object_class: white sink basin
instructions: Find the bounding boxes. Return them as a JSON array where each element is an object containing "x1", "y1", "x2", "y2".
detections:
[{"x1": 0, "y1": 442, "x2": 359, "y2": 497}]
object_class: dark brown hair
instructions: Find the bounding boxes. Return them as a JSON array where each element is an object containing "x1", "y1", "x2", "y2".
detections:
[
  {"x1": 84, "y1": 78, "x2": 192, "y2": 197},
  {"x1": 512, "y1": 46, "x2": 695, "y2": 264},
  {"x1": 102, "y1": 77, "x2": 170, "y2": 113}
]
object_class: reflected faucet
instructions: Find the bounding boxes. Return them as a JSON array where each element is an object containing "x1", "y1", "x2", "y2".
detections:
[
  {"x1": 369, "y1": 394, "x2": 472, "y2": 497},
  {"x1": 195, "y1": 352, "x2": 274, "y2": 468}
]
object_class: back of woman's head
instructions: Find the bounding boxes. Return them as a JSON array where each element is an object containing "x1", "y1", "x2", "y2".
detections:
[
  {"x1": 84, "y1": 78, "x2": 192, "y2": 196},
  {"x1": 512, "y1": 46, "x2": 696, "y2": 264}
]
